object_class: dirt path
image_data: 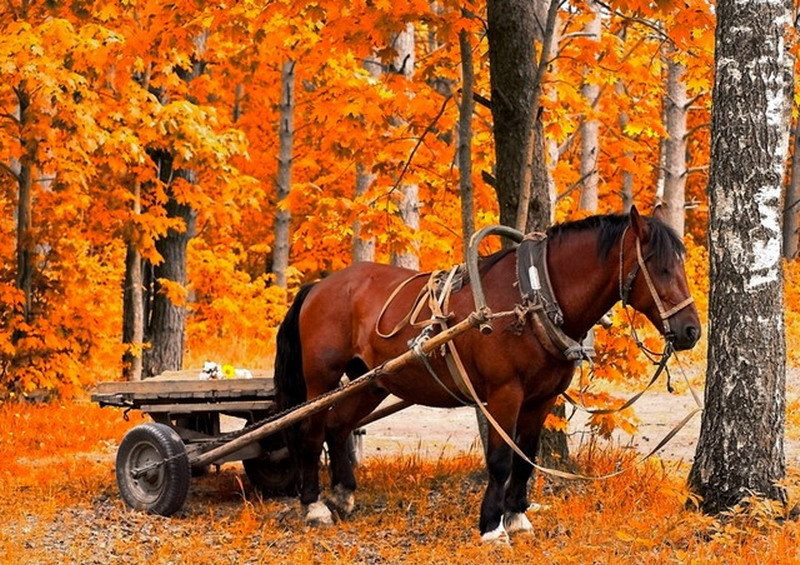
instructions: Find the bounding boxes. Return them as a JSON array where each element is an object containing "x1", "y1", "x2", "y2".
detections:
[{"x1": 359, "y1": 375, "x2": 800, "y2": 467}]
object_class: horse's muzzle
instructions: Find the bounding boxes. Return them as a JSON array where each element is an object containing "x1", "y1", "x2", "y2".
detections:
[{"x1": 670, "y1": 323, "x2": 701, "y2": 351}]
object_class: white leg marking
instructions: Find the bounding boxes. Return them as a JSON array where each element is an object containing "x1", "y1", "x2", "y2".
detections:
[
  {"x1": 480, "y1": 522, "x2": 510, "y2": 544},
  {"x1": 329, "y1": 484, "x2": 355, "y2": 515},
  {"x1": 504, "y1": 511, "x2": 533, "y2": 534},
  {"x1": 304, "y1": 500, "x2": 333, "y2": 526}
]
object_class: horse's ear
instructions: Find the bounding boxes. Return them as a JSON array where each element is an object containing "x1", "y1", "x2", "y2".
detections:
[
  {"x1": 652, "y1": 203, "x2": 666, "y2": 222},
  {"x1": 629, "y1": 205, "x2": 649, "y2": 242}
]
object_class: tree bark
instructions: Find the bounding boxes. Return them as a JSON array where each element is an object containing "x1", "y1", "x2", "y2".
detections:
[
  {"x1": 688, "y1": 0, "x2": 790, "y2": 514},
  {"x1": 143, "y1": 158, "x2": 197, "y2": 378},
  {"x1": 352, "y1": 54, "x2": 383, "y2": 263},
  {"x1": 390, "y1": 24, "x2": 420, "y2": 270},
  {"x1": 353, "y1": 164, "x2": 377, "y2": 263},
  {"x1": 13, "y1": 85, "x2": 34, "y2": 322},
  {"x1": 662, "y1": 46, "x2": 688, "y2": 236},
  {"x1": 458, "y1": 27, "x2": 475, "y2": 259},
  {"x1": 785, "y1": 114, "x2": 800, "y2": 259},
  {"x1": 615, "y1": 60, "x2": 634, "y2": 213},
  {"x1": 578, "y1": 1, "x2": 601, "y2": 213},
  {"x1": 487, "y1": 0, "x2": 538, "y2": 229},
  {"x1": 122, "y1": 179, "x2": 144, "y2": 382},
  {"x1": 273, "y1": 61, "x2": 294, "y2": 288}
]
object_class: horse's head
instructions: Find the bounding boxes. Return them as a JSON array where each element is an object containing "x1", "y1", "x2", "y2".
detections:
[{"x1": 620, "y1": 206, "x2": 701, "y2": 351}]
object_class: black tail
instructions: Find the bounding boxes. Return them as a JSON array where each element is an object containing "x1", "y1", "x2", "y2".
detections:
[{"x1": 274, "y1": 283, "x2": 316, "y2": 413}]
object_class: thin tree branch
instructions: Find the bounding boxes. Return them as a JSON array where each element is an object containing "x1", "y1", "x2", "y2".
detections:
[
  {"x1": 372, "y1": 95, "x2": 453, "y2": 204},
  {"x1": 0, "y1": 161, "x2": 19, "y2": 182},
  {"x1": 556, "y1": 169, "x2": 597, "y2": 201},
  {"x1": 472, "y1": 91, "x2": 492, "y2": 109}
]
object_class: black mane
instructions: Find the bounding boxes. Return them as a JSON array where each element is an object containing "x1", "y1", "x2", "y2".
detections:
[
  {"x1": 474, "y1": 213, "x2": 685, "y2": 274},
  {"x1": 547, "y1": 213, "x2": 686, "y2": 266}
]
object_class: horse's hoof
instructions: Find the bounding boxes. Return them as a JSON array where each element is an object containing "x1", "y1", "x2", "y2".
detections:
[
  {"x1": 504, "y1": 511, "x2": 533, "y2": 535},
  {"x1": 480, "y1": 523, "x2": 510, "y2": 545},
  {"x1": 328, "y1": 484, "x2": 355, "y2": 515},
  {"x1": 304, "y1": 501, "x2": 333, "y2": 526}
]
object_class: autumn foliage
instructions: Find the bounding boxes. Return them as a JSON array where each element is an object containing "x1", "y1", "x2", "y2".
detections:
[{"x1": 0, "y1": 1, "x2": 796, "y2": 419}]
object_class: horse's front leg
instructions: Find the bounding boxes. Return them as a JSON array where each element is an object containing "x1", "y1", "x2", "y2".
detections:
[
  {"x1": 479, "y1": 387, "x2": 523, "y2": 544},
  {"x1": 503, "y1": 396, "x2": 558, "y2": 536}
]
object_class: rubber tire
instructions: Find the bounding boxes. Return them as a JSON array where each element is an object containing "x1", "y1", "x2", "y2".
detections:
[
  {"x1": 116, "y1": 423, "x2": 191, "y2": 516},
  {"x1": 243, "y1": 432, "x2": 299, "y2": 497}
]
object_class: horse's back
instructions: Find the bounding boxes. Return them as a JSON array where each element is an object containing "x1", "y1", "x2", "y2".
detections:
[{"x1": 297, "y1": 262, "x2": 419, "y2": 368}]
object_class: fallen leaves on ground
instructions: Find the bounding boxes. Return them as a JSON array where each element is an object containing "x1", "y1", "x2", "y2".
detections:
[{"x1": 2, "y1": 400, "x2": 800, "y2": 564}]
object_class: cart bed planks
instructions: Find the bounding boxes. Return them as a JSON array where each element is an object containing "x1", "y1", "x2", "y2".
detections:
[{"x1": 91, "y1": 370, "x2": 276, "y2": 414}]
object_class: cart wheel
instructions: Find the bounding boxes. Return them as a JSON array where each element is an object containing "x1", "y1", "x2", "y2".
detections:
[
  {"x1": 243, "y1": 432, "x2": 298, "y2": 497},
  {"x1": 116, "y1": 423, "x2": 191, "y2": 516}
]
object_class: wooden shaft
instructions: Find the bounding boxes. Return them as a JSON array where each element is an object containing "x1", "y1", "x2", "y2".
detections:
[
  {"x1": 355, "y1": 398, "x2": 413, "y2": 428},
  {"x1": 191, "y1": 312, "x2": 485, "y2": 467}
]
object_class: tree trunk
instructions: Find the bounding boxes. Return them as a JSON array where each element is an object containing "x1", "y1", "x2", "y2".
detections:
[
  {"x1": 616, "y1": 76, "x2": 634, "y2": 212},
  {"x1": 143, "y1": 158, "x2": 197, "y2": 378},
  {"x1": 487, "y1": 0, "x2": 538, "y2": 229},
  {"x1": 353, "y1": 164, "x2": 377, "y2": 263},
  {"x1": 392, "y1": 184, "x2": 421, "y2": 270},
  {"x1": 352, "y1": 54, "x2": 383, "y2": 263},
  {"x1": 662, "y1": 47, "x2": 688, "y2": 236},
  {"x1": 688, "y1": 0, "x2": 789, "y2": 514},
  {"x1": 785, "y1": 114, "x2": 800, "y2": 259},
  {"x1": 273, "y1": 61, "x2": 295, "y2": 288},
  {"x1": 390, "y1": 24, "x2": 420, "y2": 270},
  {"x1": 122, "y1": 206, "x2": 144, "y2": 382},
  {"x1": 458, "y1": 26, "x2": 475, "y2": 259},
  {"x1": 13, "y1": 85, "x2": 34, "y2": 322},
  {"x1": 578, "y1": 1, "x2": 601, "y2": 213}
]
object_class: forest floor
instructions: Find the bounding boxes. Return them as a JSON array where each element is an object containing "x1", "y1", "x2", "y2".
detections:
[{"x1": 2, "y1": 367, "x2": 800, "y2": 563}]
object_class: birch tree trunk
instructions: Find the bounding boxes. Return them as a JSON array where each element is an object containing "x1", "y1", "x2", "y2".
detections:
[
  {"x1": 353, "y1": 54, "x2": 383, "y2": 263},
  {"x1": 688, "y1": 0, "x2": 790, "y2": 513},
  {"x1": 273, "y1": 60, "x2": 295, "y2": 288},
  {"x1": 662, "y1": 48, "x2": 688, "y2": 236},
  {"x1": 615, "y1": 45, "x2": 634, "y2": 213},
  {"x1": 578, "y1": 1, "x2": 601, "y2": 213},
  {"x1": 391, "y1": 25, "x2": 420, "y2": 270}
]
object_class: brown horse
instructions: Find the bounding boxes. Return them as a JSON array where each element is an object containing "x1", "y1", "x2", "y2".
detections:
[{"x1": 273, "y1": 207, "x2": 700, "y2": 542}]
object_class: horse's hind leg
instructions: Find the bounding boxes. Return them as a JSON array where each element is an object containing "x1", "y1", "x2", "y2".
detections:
[
  {"x1": 503, "y1": 396, "x2": 557, "y2": 535},
  {"x1": 325, "y1": 380, "x2": 388, "y2": 516},
  {"x1": 299, "y1": 406, "x2": 334, "y2": 525}
]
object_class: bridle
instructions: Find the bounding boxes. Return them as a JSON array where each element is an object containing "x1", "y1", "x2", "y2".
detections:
[{"x1": 618, "y1": 225, "x2": 695, "y2": 337}]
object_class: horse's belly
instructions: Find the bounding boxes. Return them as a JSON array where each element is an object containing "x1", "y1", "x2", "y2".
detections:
[{"x1": 377, "y1": 365, "x2": 470, "y2": 409}]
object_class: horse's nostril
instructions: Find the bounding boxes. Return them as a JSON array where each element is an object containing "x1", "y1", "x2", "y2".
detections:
[{"x1": 685, "y1": 325, "x2": 700, "y2": 342}]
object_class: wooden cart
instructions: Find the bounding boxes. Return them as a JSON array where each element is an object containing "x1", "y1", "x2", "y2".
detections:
[
  {"x1": 92, "y1": 311, "x2": 486, "y2": 517},
  {"x1": 92, "y1": 370, "x2": 308, "y2": 516}
]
